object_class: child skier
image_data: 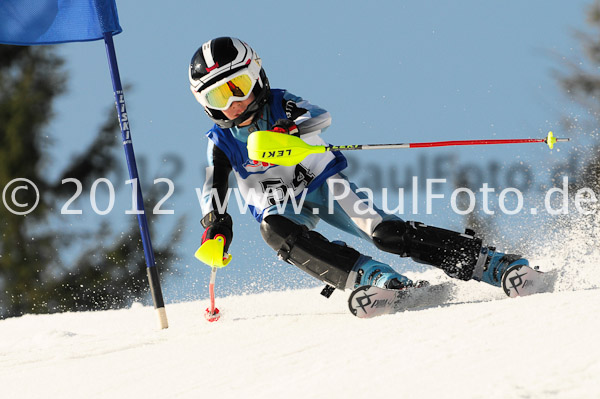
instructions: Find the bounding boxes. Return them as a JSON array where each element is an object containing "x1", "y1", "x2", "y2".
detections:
[{"x1": 190, "y1": 36, "x2": 532, "y2": 296}]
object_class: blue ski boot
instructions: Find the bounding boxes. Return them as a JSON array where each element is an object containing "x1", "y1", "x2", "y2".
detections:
[
  {"x1": 476, "y1": 247, "x2": 557, "y2": 297},
  {"x1": 351, "y1": 255, "x2": 416, "y2": 290},
  {"x1": 477, "y1": 247, "x2": 529, "y2": 287}
]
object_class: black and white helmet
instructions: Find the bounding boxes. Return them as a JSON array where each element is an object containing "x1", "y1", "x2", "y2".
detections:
[{"x1": 189, "y1": 37, "x2": 270, "y2": 128}]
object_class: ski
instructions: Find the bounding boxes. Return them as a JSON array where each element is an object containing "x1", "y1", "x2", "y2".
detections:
[
  {"x1": 348, "y1": 282, "x2": 454, "y2": 319},
  {"x1": 348, "y1": 265, "x2": 558, "y2": 318},
  {"x1": 501, "y1": 265, "x2": 557, "y2": 298}
]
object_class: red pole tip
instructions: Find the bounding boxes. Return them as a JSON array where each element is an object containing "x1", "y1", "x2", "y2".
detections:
[{"x1": 205, "y1": 307, "x2": 221, "y2": 322}]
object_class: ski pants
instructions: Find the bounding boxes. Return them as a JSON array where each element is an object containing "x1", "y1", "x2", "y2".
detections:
[
  {"x1": 261, "y1": 173, "x2": 484, "y2": 288},
  {"x1": 262, "y1": 173, "x2": 398, "y2": 241}
]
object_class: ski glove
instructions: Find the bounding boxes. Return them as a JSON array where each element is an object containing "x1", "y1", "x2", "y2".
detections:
[
  {"x1": 201, "y1": 211, "x2": 233, "y2": 254},
  {"x1": 271, "y1": 118, "x2": 299, "y2": 136}
]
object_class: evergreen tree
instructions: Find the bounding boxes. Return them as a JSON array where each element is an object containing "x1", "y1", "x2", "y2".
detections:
[
  {"x1": 557, "y1": 0, "x2": 600, "y2": 193},
  {"x1": 0, "y1": 45, "x2": 180, "y2": 318}
]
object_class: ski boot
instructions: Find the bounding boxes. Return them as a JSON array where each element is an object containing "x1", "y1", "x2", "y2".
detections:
[
  {"x1": 348, "y1": 256, "x2": 447, "y2": 318},
  {"x1": 352, "y1": 256, "x2": 426, "y2": 290},
  {"x1": 479, "y1": 247, "x2": 529, "y2": 287},
  {"x1": 479, "y1": 247, "x2": 554, "y2": 297}
]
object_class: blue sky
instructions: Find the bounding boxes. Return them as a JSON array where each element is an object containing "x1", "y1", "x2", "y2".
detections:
[{"x1": 42, "y1": 1, "x2": 594, "y2": 301}]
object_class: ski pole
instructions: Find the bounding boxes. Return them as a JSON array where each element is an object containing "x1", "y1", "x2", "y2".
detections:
[
  {"x1": 205, "y1": 267, "x2": 220, "y2": 322},
  {"x1": 247, "y1": 131, "x2": 570, "y2": 167},
  {"x1": 194, "y1": 235, "x2": 232, "y2": 323}
]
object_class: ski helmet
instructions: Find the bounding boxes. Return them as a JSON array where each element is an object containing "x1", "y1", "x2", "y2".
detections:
[{"x1": 189, "y1": 37, "x2": 270, "y2": 128}]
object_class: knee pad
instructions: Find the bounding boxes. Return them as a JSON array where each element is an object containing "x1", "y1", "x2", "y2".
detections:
[
  {"x1": 371, "y1": 219, "x2": 409, "y2": 255},
  {"x1": 260, "y1": 215, "x2": 306, "y2": 251}
]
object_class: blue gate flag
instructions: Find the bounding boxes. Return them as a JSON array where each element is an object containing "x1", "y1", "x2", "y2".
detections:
[{"x1": 0, "y1": 0, "x2": 122, "y2": 45}]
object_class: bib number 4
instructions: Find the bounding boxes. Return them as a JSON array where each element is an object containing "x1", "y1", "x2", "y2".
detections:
[{"x1": 259, "y1": 164, "x2": 315, "y2": 206}]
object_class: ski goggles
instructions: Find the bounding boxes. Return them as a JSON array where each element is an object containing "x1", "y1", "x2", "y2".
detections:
[{"x1": 194, "y1": 68, "x2": 259, "y2": 110}]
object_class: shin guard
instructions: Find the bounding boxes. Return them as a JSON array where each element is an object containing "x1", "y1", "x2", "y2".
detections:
[
  {"x1": 372, "y1": 220, "x2": 483, "y2": 281},
  {"x1": 261, "y1": 215, "x2": 361, "y2": 290}
]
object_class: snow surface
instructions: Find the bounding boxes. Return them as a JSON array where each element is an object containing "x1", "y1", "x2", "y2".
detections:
[{"x1": 2, "y1": 263, "x2": 599, "y2": 399}]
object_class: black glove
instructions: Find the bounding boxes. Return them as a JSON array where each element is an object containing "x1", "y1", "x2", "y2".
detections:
[
  {"x1": 201, "y1": 211, "x2": 233, "y2": 253},
  {"x1": 271, "y1": 118, "x2": 299, "y2": 136}
]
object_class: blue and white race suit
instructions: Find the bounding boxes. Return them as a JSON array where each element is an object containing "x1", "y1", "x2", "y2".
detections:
[{"x1": 201, "y1": 89, "x2": 398, "y2": 240}]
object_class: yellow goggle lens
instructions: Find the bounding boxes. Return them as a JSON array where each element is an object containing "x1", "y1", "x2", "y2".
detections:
[{"x1": 204, "y1": 74, "x2": 255, "y2": 109}]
